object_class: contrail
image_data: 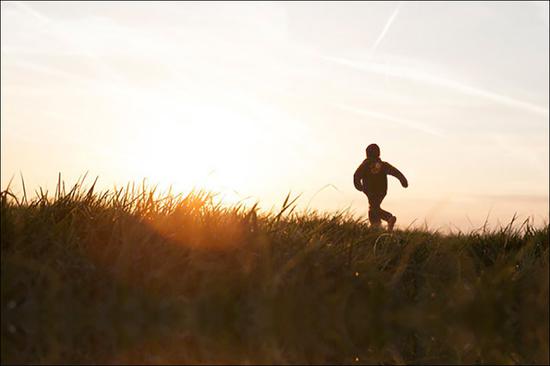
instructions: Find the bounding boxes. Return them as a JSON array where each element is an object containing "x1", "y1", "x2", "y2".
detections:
[
  {"x1": 7, "y1": 1, "x2": 50, "y2": 24},
  {"x1": 336, "y1": 103, "x2": 445, "y2": 137},
  {"x1": 370, "y1": 2, "x2": 402, "y2": 55},
  {"x1": 325, "y1": 56, "x2": 549, "y2": 118},
  {"x1": 6, "y1": 1, "x2": 124, "y2": 84}
]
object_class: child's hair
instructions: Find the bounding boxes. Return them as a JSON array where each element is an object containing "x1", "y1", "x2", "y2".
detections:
[{"x1": 366, "y1": 143, "x2": 380, "y2": 158}]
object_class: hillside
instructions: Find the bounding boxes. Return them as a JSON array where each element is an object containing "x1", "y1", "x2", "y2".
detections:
[{"x1": 1, "y1": 181, "x2": 548, "y2": 364}]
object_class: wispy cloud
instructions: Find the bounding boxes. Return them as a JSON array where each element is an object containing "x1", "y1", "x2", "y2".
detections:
[
  {"x1": 4, "y1": 2, "x2": 124, "y2": 84},
  {"x1": 471, "y1": 193, "x2": 549, "y2": 204},
  {"x1": 335, "y1": 103, "x2": 444, "y2": 137},
  {"x1": 7, "y1": 1, "x2": 50, "y2": 24},
  {"x1": 489, "y1": 134, "x2": 549, "y2": 174},
  {"x1": 324, "y1": 56, "x2": 549, "y2": 118}
]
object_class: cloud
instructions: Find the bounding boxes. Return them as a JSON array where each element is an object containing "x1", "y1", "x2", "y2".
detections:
[
  {"x1": 335, "y1": 103, "x2": 445, "y2": 137},
  {"x1": 471, "y1": 193, "x2": 549, "y2": 204},
  {"x1": 324, "y1": 56, "x2": 549, "y2": 118},
  {"x1": 6, "y1": 1, "x2": 50, "y2": 24}
]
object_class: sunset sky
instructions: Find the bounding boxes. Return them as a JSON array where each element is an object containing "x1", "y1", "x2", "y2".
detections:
[{"x1": 2, "y1": 1, "x2": 548, "y2": 230}]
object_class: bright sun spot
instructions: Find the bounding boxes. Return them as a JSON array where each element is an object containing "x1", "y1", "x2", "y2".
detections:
[{"x1": 122, "y1": 91, "x2": 280, "y2": 202}]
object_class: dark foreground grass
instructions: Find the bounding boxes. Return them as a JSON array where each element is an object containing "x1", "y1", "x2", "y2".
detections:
[{"x1": 1, "y1": 179, "x2": 548, "y2": 364}]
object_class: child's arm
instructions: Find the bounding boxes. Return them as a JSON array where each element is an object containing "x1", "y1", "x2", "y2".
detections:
[
  {"x1": 353, "y1": 163, "x2": 365, "y2": 191},
  {"x1": 385, "y1": 163, "x2": 408, "y2": 188}
]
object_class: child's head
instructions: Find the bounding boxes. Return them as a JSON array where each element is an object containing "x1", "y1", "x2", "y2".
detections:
[{"x1": 366, "y1": 143, "x2": 380, "y2": 158}]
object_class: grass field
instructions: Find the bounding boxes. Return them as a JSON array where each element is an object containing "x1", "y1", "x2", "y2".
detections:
[{"x1": 1, "y1": 178, "x2": 548, "y2": 364}]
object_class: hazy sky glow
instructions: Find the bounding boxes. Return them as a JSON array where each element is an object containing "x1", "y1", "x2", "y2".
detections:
[{"x1": 2, "y1": 1, "x2": 549, "y2": 230}]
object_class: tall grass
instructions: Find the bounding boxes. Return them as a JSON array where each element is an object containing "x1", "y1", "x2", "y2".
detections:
[{"x1": 1, "y1": 178, "x2": 548, "y2": 364}]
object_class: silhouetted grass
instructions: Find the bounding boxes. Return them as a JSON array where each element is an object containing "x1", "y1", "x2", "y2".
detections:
[{"x1": 1, "y1": 178, "x2": 548, "y2": 364}]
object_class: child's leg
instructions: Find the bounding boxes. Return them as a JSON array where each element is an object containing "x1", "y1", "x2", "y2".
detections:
[
  {"x1": 379, "y1": 200, "x2": 397, "y2": 231},
  {"x1": 370, "y1": 197, "x2": 396, "y2": 230},
  {"x1": 367, "y1": 195, "x2": 383, "y2": 226},
  {"x1": 379, "y1": 207, "x2": 393, "y2": 222},
  {"x1": 376, "y1": 196, "x2": 393, "y2": 222},
  {"x1": 368, "y1": 208, "x2": 382, "y2": 226}
]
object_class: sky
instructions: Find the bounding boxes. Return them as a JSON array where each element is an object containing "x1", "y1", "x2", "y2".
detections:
[{"x1": 1, "y1": 1, "x2": 549, "y2": 231}]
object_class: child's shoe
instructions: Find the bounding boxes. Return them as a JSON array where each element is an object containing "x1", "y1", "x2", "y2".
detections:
[{"x1": 387, "y1": 216, "x2": 397, "y2": 231}]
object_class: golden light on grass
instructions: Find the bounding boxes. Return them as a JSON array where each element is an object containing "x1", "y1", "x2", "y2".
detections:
[{"x1": 1, "y1": 179, "x2": 548, "y2": 364}]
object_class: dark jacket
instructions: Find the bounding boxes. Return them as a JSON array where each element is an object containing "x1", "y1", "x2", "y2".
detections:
[{"x1": 353, "y1": 158, "x2": 408, "y2": 198}]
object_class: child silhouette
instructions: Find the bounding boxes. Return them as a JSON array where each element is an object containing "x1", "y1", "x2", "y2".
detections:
[{"x1": 353, "y1": 144, "x2": 408, "y2": 230}]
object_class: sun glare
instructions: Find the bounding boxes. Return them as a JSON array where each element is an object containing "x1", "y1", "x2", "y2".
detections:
[{"x1": 123, "y1": 94, "x2": 272, "y2": 201}]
